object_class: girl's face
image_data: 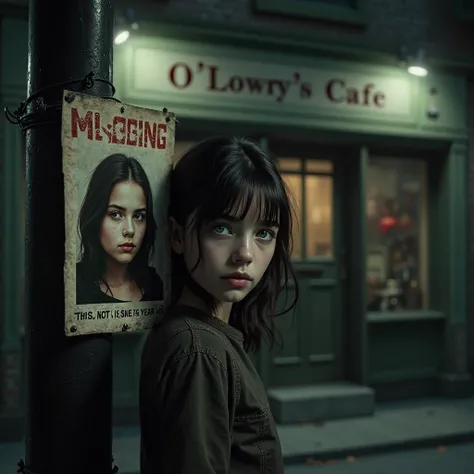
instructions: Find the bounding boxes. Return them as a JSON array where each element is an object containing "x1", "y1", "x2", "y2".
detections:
[
  {"x1": 100, "y1": 180, "x2": 147, "y2": 266},
  {"x1": 173, "y1": 198, "x2": 279, "y2": 305}
]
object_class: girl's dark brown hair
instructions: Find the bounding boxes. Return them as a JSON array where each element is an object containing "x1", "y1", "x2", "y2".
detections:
[{"x1": 170, "y1": 137, "x2": 299, "y2": 352}]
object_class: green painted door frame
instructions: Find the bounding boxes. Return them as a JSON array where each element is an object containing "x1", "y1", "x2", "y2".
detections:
[
  {"x1": 264, "y1": 150, "x2": 346, "y2": 388},
  {"x1": 342, "y1": 146, "x2": 369, "y2": 385},
  {"x1": 252, "y1": 139, "x2": 365, "y2": 389}
]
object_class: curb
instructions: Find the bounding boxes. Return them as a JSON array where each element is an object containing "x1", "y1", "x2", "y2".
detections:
[
  {"x1": 4, "y1": 431, "x2": 474, "y2": 473},
  {"x1": 108, "y1": 431, "x2": 474, "y2": 473},
  {"x1": 282, "y1": 430, "x2": 474, "y2": 465}
]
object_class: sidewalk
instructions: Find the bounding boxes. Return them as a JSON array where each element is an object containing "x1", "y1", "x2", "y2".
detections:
[{"x1": 1, "y1": 397, "x2": 474, "y2": 474}]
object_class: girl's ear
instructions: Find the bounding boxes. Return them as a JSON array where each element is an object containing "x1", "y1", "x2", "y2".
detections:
[{"x1": 169, "y1": 217, "x2": 184, "y2": 255}]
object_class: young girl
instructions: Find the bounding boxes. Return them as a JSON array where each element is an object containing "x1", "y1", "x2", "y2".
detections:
[
  {"x1": 76, "y1": 153, "x2": 163, "y2": 304},
  {"x1": 139, "y1": 137, "x2": 298, "y2": 473}
]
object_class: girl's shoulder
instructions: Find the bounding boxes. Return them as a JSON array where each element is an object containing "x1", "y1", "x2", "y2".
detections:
[
  {"x1": 158, "y1": 312, "x2": 231, "y2": 350},
  {"x1": 144, "y1": 308, "x2": 238, "y2": 370}
]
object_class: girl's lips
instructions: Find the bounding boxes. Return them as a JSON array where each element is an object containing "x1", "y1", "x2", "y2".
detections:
[{"x1": 120, "y1": 244, "x2": 135, "y2": 253}]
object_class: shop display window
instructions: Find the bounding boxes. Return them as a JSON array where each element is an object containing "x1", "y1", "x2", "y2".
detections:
[{"x1": 366, "y1": 157, "x2": 428, "y2": 311}]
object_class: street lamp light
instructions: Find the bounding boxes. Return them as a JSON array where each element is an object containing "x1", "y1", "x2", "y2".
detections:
[
  {"x1": 114, "y1": 8, "x2": 138, "y2": 46},
  {"x1": 407, "y1": 48, "x2": 428, "y2": 77},
  {"x1": 399, "y1": 46, "x2": 429, "y2": 77},
  {"x1": 114, "y1": 30, "x2": 130, "y2": 45}
]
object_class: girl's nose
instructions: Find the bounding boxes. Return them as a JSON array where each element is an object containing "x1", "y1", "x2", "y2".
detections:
[
  {"x1": 122, "y1": 218, "x2": 135, "y2": 237},
  {"x1": 231, "y1": 236, "x2": 253, "y2": 264}
]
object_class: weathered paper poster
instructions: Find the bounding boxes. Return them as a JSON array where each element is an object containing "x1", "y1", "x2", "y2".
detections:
[{"x1": 61, "y1": 90, "x2": 175, "y2": 336}]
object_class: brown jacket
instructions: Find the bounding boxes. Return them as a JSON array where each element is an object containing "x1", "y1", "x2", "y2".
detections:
[{"x1": 139, "y1": 304, "x2": 284, "y2": 474}]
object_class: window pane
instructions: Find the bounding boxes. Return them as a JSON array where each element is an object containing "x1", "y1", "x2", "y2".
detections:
[
  {"x1": 305, "y1": 175, "x2": 333, "y2": 258},
  {"x1": 305, "y1": 160, "x2": 333, "y2": 173},
  {"x1": 282, "y1": 174, "x2": 302, "y2": 259},
  {"x1": 279, "y1": 158, "x2": 302, "y2": 172},
  {"x1": 366, "y1": 158, "x2": 428, "y2": 311}
]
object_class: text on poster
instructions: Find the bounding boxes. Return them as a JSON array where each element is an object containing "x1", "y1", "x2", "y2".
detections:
[
  {"x1": 75, "y1": 305, "x2": 163, "y2": 321},
  {"x1": 71, "y1": 108, "x2": 168, "y2": 149}
]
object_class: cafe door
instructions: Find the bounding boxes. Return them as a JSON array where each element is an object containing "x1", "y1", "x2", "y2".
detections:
[{"x1": 262, "y1": 151, "x2": 347, "y2": 388}]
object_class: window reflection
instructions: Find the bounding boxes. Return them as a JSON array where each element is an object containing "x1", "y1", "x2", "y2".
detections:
[
  {"x1": 279, "y1": 158, "x2": 333, "y2": 260},
  {"x1": 305, "y1": 175, "x2": 333, "y2": 258},
  {"x1": 366, "y1": 157, "x2": 428, "y2": 311},
  {"x1": 305, "y1": 160, "x2": 333, "y2": 173},
  {"x1": 279, "y1": 158, "x2": 303, "y2": 172}
]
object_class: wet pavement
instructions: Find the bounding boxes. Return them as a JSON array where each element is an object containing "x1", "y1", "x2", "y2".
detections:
[{"x1": 1, "y1": 396, "x2": 474, "y2": 473}]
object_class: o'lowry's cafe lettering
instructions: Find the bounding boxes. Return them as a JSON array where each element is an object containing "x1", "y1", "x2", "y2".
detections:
[
  {"x1": 71, "y1": 108, "x2": 168, "y2": 149},
  {"x1": 168, "y1": 61, "x2": 386, "y2": 108},
  {"x1": 168, "y1": 61, "x2": 312, "y2": 103},
  {"x1": 325, "y1": 79, "x2": 385, "y2": 107}
]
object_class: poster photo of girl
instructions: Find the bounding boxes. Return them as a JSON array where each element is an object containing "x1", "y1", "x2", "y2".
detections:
[
  {"x1": 62, "y1": 91, "x2": 174, "y2": 336},
  {"x1": 76, "y1": 154, "x2": 164, "y2": 305}
]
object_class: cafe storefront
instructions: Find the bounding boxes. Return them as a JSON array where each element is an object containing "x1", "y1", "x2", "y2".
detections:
[
  {"x1": 0, "y1": 18, "x2": 470, "y2": 431},
  {"x1": 109, "y1": 23, "x2": 471, "y2": 423}
]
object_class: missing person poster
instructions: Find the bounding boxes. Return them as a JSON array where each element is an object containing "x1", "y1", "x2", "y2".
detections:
[{"x1": 61, "y1": 90, "x2": 175, "y2": 336}]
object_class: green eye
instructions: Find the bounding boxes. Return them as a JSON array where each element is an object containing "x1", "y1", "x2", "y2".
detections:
[
  {"x1": 257, "y1": 230, "x2": 275, "y2": 241},
  {"x1": 213, "y1": 224, "x2": 231, "y2": 235}
]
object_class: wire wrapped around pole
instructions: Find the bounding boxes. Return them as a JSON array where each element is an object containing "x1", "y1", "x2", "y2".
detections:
[{"x1": 4, "y1": 71, "x2": 117, "y2": 132}]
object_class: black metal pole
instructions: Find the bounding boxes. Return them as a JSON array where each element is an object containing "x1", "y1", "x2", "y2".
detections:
[{"x1": 25, "y1": 1, "x2": 114, "y2": 473}]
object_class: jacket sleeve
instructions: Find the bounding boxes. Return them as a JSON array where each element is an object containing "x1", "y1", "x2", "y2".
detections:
[{"x1": 158, "y1": 351, "x2": 232, "y2": 474}]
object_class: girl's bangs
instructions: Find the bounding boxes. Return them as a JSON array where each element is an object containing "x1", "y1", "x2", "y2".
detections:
[{"x1": 200, "y1": 175, "x2": 286, "y2": 226}]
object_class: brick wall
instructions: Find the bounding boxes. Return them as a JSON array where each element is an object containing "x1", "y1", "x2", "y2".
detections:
[{"x1": 120, "y1": 0, "x2": 474, "y2": 58}]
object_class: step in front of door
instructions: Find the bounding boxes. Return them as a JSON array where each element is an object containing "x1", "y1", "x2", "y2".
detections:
[{"x1": 267, "y1": 382, "x2": 375, "y2": 424}]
